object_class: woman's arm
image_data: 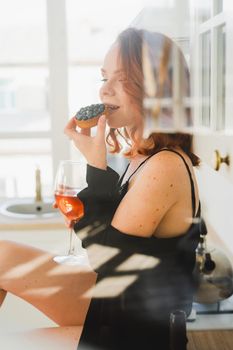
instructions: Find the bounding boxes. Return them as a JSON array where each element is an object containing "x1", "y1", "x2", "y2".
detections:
[
  {"x1": 111, "y1": 151, "x2": 188, "y2": 237},
  {"x1": 74, "y1": 164, "x2": 120, "y2": 231},
  {"x1": 64, "y1": 114, "x2": 121, "y2": 231},
  {"x1": 75, "y1": 151, "x2": 184, "y2": 238}
]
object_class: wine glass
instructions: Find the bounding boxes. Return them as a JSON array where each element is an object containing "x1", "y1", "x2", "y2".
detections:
[{"x1": 53, "y1": 160, "x2": 88, "y2": 265}]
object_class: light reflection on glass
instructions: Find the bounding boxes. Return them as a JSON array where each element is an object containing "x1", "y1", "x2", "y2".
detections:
[
  {"x1": 1, "y1": 253, "x2": 52, "y2": 279},
  {"x1": 87, "y1": 244, "x2": 120, "y2": 270},
  {"x1": 84, "y1": 275, "x2": 138, "y2": 298},
  {"x1": 116, "y1": 253, "x2": 160, "y2": 272}
]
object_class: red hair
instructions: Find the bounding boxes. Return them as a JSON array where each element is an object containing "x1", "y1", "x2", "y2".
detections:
[{"x1": 106, "y1": 28, "x2": 200, "y2": 166}]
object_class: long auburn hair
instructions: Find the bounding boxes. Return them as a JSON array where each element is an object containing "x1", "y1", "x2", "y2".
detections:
[{"x1": 106, "y1": 27, "x2": 200, "y2": 166}]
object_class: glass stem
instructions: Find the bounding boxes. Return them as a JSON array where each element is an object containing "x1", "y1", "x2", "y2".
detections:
[{"x1": 68, "y1": 228, "x2": 75, "y2": 255}]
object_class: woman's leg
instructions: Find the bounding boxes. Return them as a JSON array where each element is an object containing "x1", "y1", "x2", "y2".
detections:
[{"x1": 0, "y1": 240, "x2": 97, "y2": 326}]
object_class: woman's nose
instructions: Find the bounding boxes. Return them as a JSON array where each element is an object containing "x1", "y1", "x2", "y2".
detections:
[{"x1": 100, "y1": 81, "x2": 115, "y2": 97}]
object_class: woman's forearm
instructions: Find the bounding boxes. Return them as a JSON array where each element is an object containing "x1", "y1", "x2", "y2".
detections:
[{"x1": 74, "y1": 165, "x2": 120, "y2": 232}]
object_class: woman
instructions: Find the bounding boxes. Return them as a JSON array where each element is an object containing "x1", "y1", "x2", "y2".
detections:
[
  {"x1": 0, "y1": 28, "x2": 201, "y2": 349},
  {"x1": 63, "y1": 28, "x2": 201, "y2": 349}
]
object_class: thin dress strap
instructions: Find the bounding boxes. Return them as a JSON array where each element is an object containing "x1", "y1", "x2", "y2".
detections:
[
  {"x1": 119, "y1": 153, "x2": 156, "y2": 187},
  {"x1": 126, "y1": 154, "x2": 155, "y2": 183},
  {"x1": 118, "y1": 163, "x2": 130, "y2": 186},
  {"x1": 118, "y1": 149, "x2": 199, "y2": 218},
  {"x1": 158, "y1": 148, "x2": 197, "y2": 217}
]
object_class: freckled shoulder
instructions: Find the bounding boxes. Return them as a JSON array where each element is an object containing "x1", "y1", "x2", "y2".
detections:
[
  {"x1": 135, "y1": 150, "x2": 186, "y2": 184},
  {"x1": 112, "y1": 150, "x2": 196, "y2": 237},
  {"x1": 112, "y1": 151, "x2": 184, "y2": 236}
]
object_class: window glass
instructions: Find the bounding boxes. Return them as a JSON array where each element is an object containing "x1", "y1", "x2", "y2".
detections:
[
  {"x1": 66, "y1": 0, "x2": 145, "y2": 62},
  {"x1": 0, "y1": 1, "x2": 50, "y2": 199},
  {"x1": 68, "y1": 66, "x2": 101, "y2": 116},
  {"x1": 214, "y1": 0, "x2": 229, "y2": 14},
  {"x1": 214, "y1": 0, "x2": 223, "y2": 14},
  {"x1": 0, "y1": 68, "x2": 49, "y2": 132},
  {"x1": 216, "y1": 24, "x2": 226, "y2": 130},
  {"x1": 0, "y1": 139, "x2": 52, "y2": 198},
  {"x1": 200, "y1": 31, "x2": 211, "y2": 127},
  {"x1": 0, "y1": 0, "x2": 49, "y2": 133},
  {"x1": 198, "y1": 0, "x2": 212, "y2": 23},
  {"x1": 0, "y1": 0, "x2": 47, "y2": 63}
]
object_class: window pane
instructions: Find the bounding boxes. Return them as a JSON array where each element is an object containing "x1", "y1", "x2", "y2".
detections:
[
  {"x1": 0, "y1": 139, "x2": 52, "y2": 198},
  {"x1": 68, "y1": 66, "x2": 102, "y2": 115},
  {"x1": 216, "y1": 25, "x2": 226, "y2": 130},
  {"x1": 200, "y1": 31, "x2": 211, "y2": 127},
  {"x1": 213, "y1": 0, "x2": 229, "y2": 14},
  {"x1": 198, "y1": 0, "x2": 211, "y2": 23},
  {"x1": 0, "y1": 68, "x2": 50, "y2": 132},
  {"x1": 213, "y1": 0, "x2": 231, "y2": 14},
  {"x1": 66, "y1": 0, "x2": 145, "y2": 62},
  {"x1": 0, "y1": 0, "x2": 47, "y2": 63},
  {"x1": 214, "y1": 0, "x2": 223, "y2": 14}
]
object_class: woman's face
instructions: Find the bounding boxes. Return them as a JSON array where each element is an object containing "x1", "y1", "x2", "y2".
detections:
[{"x1": 99, "y1": 43, "x2": 142, "y2": 130}]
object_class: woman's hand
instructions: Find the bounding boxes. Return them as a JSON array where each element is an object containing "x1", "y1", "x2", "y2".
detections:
[{"x1": 64, "y1": 115, "x2": 107, "y2": 170}]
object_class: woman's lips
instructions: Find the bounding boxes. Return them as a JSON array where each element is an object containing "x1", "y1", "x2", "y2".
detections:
[
  {"x1": 107, "y1": 107, "x2": 119, "y2": 115},
  {"x1": 104, "y1": 104, "x2": 120, "y2": 117}
]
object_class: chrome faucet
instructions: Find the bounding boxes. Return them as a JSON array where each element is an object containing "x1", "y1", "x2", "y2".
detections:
[{"x1": 35, "y1": 166, "x2": 42, "y2": 202}]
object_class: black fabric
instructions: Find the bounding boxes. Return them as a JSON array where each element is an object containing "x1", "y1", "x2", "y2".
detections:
[
  {"x1": 75, "y1": 149, "x2": 201, "y2": 350},
  {"x1": 75, "y1": 165, "x2": 121, "y2": 233}
]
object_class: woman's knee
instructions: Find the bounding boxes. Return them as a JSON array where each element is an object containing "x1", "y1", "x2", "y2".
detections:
[
  {"x1": 0, "y1": 240, "x2": 16, "y2": 261},
  {"x1": 0, "y1": 239, "x2": 47, "y2": 263},
  {"x1": 0, "y1": 240, "x2": 28, "y2": 263},
  {"x1": 0, "y1": 240, "x2": 44, "y2": 283}
]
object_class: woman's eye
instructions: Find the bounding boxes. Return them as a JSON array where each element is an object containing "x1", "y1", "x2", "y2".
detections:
[{"x1": 101, "y1": 78, "x2": 108, "y2": 82}]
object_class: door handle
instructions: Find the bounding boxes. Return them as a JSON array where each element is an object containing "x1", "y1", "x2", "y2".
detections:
[{"x1": 213, "y1": 150, "x2": 230, "y2": 171}]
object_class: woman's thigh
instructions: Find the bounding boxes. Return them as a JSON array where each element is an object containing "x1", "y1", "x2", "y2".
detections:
[{"x1": 0, "y1": 240, "x2": 97, "y2": 326}]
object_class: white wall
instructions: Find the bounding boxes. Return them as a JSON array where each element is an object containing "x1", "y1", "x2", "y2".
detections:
[{"x1": 195, "y1": 161, "x2": 233, "y2": 256}]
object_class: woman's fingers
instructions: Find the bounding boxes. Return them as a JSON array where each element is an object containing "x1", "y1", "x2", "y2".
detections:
[
  {"x1": 64, "y1": 117, "x2": 91, "y2": 139},
  {"x1": 80, "y1": 128, "x2": 91, "y2": 136},
  {"x1": 96, "y1": 115, "x2": 106, "y2": 141},
  {"x1": 64, "y1": 117, "x2": 77, "y2": 139}
]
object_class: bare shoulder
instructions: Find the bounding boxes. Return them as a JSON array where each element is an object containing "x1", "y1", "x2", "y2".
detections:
[
  {"x1": 112, "y1": 151, "x2": 185, "y2": 236},
  {"x1": 134, "y1": 150, "x2": 187, "y2": 185},
  {"x1": 112, "y1": 149, "x2": 198, "y2": 237}
]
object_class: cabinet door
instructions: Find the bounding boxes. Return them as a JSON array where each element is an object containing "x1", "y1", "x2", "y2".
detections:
[{"x1": 190, "y1": 0, "x2": 233, "y2": 255}]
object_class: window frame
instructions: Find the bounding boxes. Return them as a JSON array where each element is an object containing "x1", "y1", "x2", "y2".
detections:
[
  {"x1": 0, "y1": 0, "x2": 70, "y2": 182},
  {"x1": 191, "y1": 0, "x2": 233, "y2": 132}
]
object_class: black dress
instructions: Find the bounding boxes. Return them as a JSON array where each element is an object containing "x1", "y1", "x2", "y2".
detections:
[{"x1": 74, "y1": 149, "x2": 201, "y2": 350}]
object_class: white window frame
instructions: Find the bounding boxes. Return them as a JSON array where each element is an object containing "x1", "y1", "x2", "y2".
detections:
[
  {"x1": 190, "y1": 0, "x2": 233, "y2": 132},
  {"x1": 0, "y1": 0, "x2": 70, "y2": 179}
]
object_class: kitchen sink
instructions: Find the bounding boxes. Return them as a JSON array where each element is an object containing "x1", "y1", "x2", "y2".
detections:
[{"x1": 0, "y1": 198, "x2": 60, "y2": 219}]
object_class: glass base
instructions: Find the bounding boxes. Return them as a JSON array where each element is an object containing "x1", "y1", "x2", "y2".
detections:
[{"x1": 53, "y1": 253, "x2": 88, "y2": 266}]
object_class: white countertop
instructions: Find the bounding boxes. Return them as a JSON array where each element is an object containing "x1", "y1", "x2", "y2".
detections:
[{"x1": 0, "y1": 216, "x2": 64, "y2": 230}]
